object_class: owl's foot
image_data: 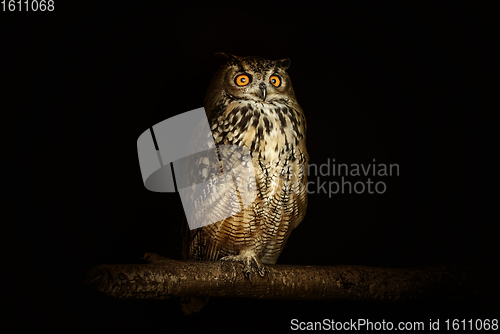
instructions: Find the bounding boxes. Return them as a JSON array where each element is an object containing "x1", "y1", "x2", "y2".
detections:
[{"x1": 220, "y1": 250, "x2": 268, "y2": 279}]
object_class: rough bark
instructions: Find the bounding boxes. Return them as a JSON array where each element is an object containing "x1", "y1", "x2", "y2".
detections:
[{"x1": 83, "y1": 253, "x2": 500, "y2": 301}]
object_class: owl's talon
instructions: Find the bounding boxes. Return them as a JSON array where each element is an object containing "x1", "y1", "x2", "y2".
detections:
[
  {"x1": 219, "y1": 251, "x2": 267, "y2": 281},
  {"x1": 244, "y1": 268, "x2": 252, "y2": 279},
  {"x1": 258, "y1": 266, "x2": 268, "y2": 277}
]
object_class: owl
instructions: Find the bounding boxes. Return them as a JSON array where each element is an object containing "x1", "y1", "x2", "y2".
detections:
[{"x1": 181, "y1": 53, "x2": 308, "y2": 312}]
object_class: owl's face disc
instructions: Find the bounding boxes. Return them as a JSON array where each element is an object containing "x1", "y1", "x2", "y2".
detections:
[{"x1": 217, "y1": 55, "x2": 295, "y2": 104}]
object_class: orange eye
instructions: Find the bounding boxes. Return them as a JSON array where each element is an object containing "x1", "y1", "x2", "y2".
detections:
[
  {"x1": 270, "y1": 75, "x2": 281, "y2": 87},
  {"x1": 235, "y1": 74, "x2": 250, "y2": 86}
]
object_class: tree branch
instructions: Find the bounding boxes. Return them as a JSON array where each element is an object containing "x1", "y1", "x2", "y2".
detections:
[{"x1": 84, "y1": 253, "x2": 500, "y2": 301}]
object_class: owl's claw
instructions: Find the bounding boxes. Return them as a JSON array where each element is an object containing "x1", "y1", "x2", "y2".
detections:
[
  {"x1": 220, "y1": 250, "x2": 268, "y2": 280},
  {"x1": 257, "y1": 265, "x2": 269, "y2": 277}
]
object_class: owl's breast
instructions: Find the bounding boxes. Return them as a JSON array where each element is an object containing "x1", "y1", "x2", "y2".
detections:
[{"x1": 210, "y1": 100, "x2": 307, "y2": 165}]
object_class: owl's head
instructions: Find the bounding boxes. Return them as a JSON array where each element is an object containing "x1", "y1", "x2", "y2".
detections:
[{"x1": 205, "y1": 53, "x2": 297, "y2": 108}]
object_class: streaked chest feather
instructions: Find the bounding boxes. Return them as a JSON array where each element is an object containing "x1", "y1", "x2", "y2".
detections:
[{"x1": 210, "y1": 100, "x2": 306, "y2": 164}]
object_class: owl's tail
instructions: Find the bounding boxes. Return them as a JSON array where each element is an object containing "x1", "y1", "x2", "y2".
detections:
[{"x1": 180, "y1": 296, "x2": 210, "y2": 315}]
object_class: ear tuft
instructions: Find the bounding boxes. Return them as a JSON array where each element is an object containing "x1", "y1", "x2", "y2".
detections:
[
  {"x1": 214, "y1": 52, "x2": 229, "y2": 60},
  {"x1": 215, "y1": 52, "x2": 240, "y2": 65},
  {"x1": 278, "y1": 58, "x2": 291, "y2": 70}
]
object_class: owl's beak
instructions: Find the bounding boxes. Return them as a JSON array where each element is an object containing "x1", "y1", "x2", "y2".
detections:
[{"x1": 258, "y1": 82, "x2": 267, "y2": 101}]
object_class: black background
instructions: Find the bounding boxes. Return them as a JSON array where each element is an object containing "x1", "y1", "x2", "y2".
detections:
[{"x1": 3, "y1": 1, "x2": 499, "y2": 333}]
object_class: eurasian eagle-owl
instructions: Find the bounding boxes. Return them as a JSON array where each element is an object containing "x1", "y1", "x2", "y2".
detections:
[{"x1": 182, "y1": 53, "x2": 308, "y2": 288}]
